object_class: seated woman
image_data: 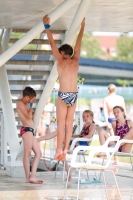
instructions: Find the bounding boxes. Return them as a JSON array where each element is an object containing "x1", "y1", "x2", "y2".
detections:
[
  {"x1": 37, "y1": 110, "x2": 96, "y2": 180},
  {"x1": 97, "y1": 106, "x2": 133, "y2": 164}
]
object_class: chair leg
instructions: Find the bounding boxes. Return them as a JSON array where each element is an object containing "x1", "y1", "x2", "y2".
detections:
[
  {"x1": 83, "y1": 154, "x2": 97, "y2": 180},
  {"x1": 93, "y1": 170, "x2": 98, "y2": 180},
  {"x1": 63, "y1": 167, "x2": 71, "y2": 200},
  {"x1": 76, "y1": 169, "x2": 81, "y2": 200},
  {"x1": 54, "y1": 160, "x2": 60, "y2": 179},
  {"x1": 102, "y1": 171, "x2": 109, "y2": 200},
  {"x1": 109, "y1": 170, "x2": 122, "y2": 200},
  {"x1": 83, "y1": 155, "x2": 89, "y2": 179},
  {"x1": 99, "y1": 158, "x2": 105, "y2": 180},
  {"x1": 62, "y1": 160, "x2": 66, "y2": 181},
  {"x1": 130, "y1": 156, "x2": 133, "y2": 171}
]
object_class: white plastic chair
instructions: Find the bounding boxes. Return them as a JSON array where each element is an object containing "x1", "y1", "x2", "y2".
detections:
[
  {"x1": 54, "y1": 129, "x2": 96, "y2": 181},
  {"x1": 54, "y1": 136, "x2": 94, "y2": 181},
  {"x1": 115, "y1": 139, "x2": 133, "y2": 170},
  {"x1": 67, "y1": 130, "x2": 96, "y2": 161},
  {"x1": 68, "y1": 136, "x2": 94, "y2": 155},
  {"x1": 64, "y1": 136, "x2": 122, "y2": 200}
]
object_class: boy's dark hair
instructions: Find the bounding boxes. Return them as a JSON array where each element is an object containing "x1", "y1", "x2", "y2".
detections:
[
  {"x1": 58, "y1": 44, "x2": 73, "y2": 57},
  {"x1": 23, "y1": 87, "x2": 36, "y2": 97}
]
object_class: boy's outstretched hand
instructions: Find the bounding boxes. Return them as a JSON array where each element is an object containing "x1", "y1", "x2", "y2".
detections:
[
  {"x1": 81, "y1": 17, "x2": 85, "y2": 27},
  {"x1": 43, "y1": 15, "x2": 50, "y2": 24}
]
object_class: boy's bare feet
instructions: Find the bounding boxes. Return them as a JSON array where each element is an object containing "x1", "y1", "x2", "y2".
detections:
[
  {"x1": 113, "y1": 156, "x2": 119, "y2": 165},
  {"x1": 112, "y1": 158, "x2": 119, "y2": 165},
  {"x1": 25, "y1": 179, "x2": 30, "y2": 183},
  {"x1": 54, "y1": 150, "x2": 63, "y2": 160},
  {"x1": 97, "y1": 152, "x2": 107, "y2": 157},
  {"x1": 29, "y1": 177, "x2": 43, "y2": 184},
  {"x1": 112, "y1": 161, "x2": 119, "y2": 165},
  {"x1": 58, "y1": 153, "x2": 66, "y2": 161},
  {"x1": 110, "y1": 167, "x2": 119, "y2": 174},
  {"x1": 59, "y1": 149, "x2": 67, "y2": 161}
]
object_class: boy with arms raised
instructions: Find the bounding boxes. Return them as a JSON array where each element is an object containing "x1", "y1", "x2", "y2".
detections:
[
  {"x1": 17, "y1": 87, "x2": 43, "y2": 184},
  {"x1": 43, "y1": 15, "x2": 85, "y2": 160}
]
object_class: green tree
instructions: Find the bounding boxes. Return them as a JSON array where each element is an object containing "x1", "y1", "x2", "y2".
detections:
[
  {"x1": 80, "y1": 32, "x2": 104, "y2": 58},
  {"x1": 116, "y1": 79, "x2": 133, "y2": 86},
  {"x1": 112, "y1": 35, "x2": 133, "y2": 63}
]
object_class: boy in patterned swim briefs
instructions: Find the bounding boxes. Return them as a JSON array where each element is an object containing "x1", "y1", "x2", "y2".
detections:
[
  {"x1": 17, "y1": 87, "x2": 43, "y2": 184},
  {"x1": 43, "y1": 14, "x2": 85, "y2": 161}
]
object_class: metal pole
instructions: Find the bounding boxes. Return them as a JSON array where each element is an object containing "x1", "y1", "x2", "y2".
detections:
[
  {"x1": 0, "y1": 30, "x2": 20, "y2": 162},
  {"x1": 3, "y1": 122, "x2": 8, "y2": 167},
  {"x1": 0, "y1": 112, "x2": 8, "y2": 168},
  {"x1": 0, "y1": 0, "x2": 79, "y2": 68},
  {"x1": 0, "y1": 29, "x2": 4, "y2": 41},
  {"x1": 2, "y1": 29, "x2": 12, "y2": 52},
  {"x1": 34, "y1": 0, "x2": 92, "y2": 129},
  {"x1": 0, "y1": 113, "x2": 4, "y2": 166}
]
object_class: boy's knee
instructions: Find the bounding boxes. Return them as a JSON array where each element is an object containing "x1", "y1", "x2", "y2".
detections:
[
  {"x1": 65, "y1": 120, "x2": 73, "y2": 128},
  {"x1": 38, "y1": 151, "x2": 42, "y2": 158},
  {"x1": 24, "y1": 151, "x2": 31, "y2": 158},
  {"x1": 36, "y1": 150, "x2": 42, "y2": 158},
  {"x1": 57, "y1": 123, "x2": 65, "y2": 130}
]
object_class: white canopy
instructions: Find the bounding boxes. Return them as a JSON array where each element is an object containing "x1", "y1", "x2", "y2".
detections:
[{"x1": 0, "y1": 0, "x2": 133, "y2": 32}]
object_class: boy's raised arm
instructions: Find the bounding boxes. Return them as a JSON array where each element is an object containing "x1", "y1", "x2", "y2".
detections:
[
  {"x1": 43, "y1": 15, "x2": 62, "y2": 62},
  {"x1": 73, "y1": 18, "x2": 85, "y2": 60}
]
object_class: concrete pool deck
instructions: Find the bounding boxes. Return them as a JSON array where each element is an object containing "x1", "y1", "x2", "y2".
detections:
[{"x1": 0, "y1": 159, "x2": 133, "y2": 200}]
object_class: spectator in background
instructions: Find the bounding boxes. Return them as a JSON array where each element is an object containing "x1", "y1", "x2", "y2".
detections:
[
  {"x1": 103, "y1": 84, "x2": 126, "y2": 136},
  {"x1": 99, "y1": 107, "x2": 105, "y2": 123}
]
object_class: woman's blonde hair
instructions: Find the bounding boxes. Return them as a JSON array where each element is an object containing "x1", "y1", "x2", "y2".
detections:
[
  {"x1": 82, "y1": 110, "x2": 94, "y2": 122},
  {"x1": 113, "y1": 106, "x2": 126, "y2": 119}
]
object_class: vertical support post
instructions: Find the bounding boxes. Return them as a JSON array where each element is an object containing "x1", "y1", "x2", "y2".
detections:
[
  {"x1": 0, "y1": 113, "x2": 4, "y2": 166},
  {"x1": 0, "y1": 112, "x2": 8, "y2": 168},
  {"x1": 3, "y1": 122, "x2": 8, "y2": 167},
  {"x1": 50, "y1": 112, "x2": 56, "y2": 158},
  {"x1": 0, "y1": 30, "x2": 20, "y2": 162},
  {"x1": 75, "y1": 111, "x2": 80, "y2": 134},
  {"x1": 2, "y1": 29, "x2": 12, "y2": 51},
  {"x1": 80, "y1": 110, "x2": 83, "y2": 132},
  {"x1": 0, "y1": 29, "x2": 4, "y2": 41}
]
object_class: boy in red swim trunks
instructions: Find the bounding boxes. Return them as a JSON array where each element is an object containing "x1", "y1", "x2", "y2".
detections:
[{"x1": 17, "y1": 87, "x2": 43, "y2": 184}]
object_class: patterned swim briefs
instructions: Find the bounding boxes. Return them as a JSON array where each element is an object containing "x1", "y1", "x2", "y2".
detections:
[
  {"x1": 58, "y1": 91, "x2": 78, "y2": 106},
  {"x1": 20, "y1": 127, "x2": 34, "y2": 136}
]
